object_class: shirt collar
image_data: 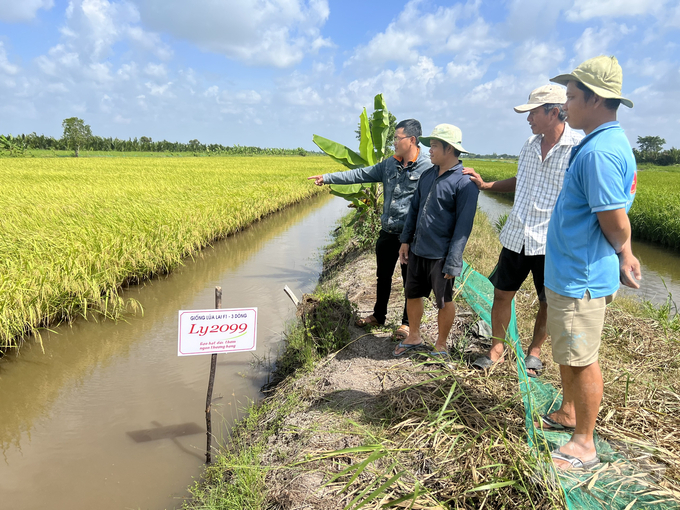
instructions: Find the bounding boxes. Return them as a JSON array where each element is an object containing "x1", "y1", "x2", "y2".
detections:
[
  {"x1": 436, "y1": 161, "x2": 463, "y2": 174},
  {"x1": 557, "y1": 123, "x2": 578, "y2": 146},
  {"x1": 393, "y1": 146, "x2": 420, "y2": 165},
  {"x1": 530, "y1": 123, "x2": 577, "y2": 149},
  {"x1": 578, "y1": 121, "x2": 620, "y2": 146},
  {"x1": 588, "y1": 120, "x2": 620, "y2": 136}
]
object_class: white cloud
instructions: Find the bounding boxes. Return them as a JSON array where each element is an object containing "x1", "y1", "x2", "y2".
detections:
[
  {"x1": 625, "y1": 57, "x2": 674, "y2": 78},
  {"x1": 0, "y1": 0, "x2": 54, "y2": 22},
  {"x1": 0, "y1": 42, "x2": 20, "y2": 76},
  {"x1": 465, "y1": 74, "x2": 519, "y2": 108},
  {"x1": 145, "y1": 81, "x2": 173, "y2": 97},
  {"x1": 126, "y1": 26, "x2": 173, "y2": 60},
  {"x1": 52, "y1": 0, "x2": 172, "y2": 64},
  {"x1": 566, "y1": 0, "x2": 667, "y2": 21},
  {"x1": 504, "y1": 0, "x2": 571, "y2": 40},
  {"x1": 36, "y1": 45, "x2": 80, "y2": 76},
  {"x1": 134, "y1": 0, "x2": 331, "y2": 67},
  {"x1": 344, "y1": 0, "x2": 504, "y2": 70},
  {"x1": 2, "y1": 0, "x2": 679, "y2": 157},
  {"x1": 204, "y1": 86, "x2": 219, "y2": 98},
  {"x1": 514, "y1": 40, "x2": 565, "y2": 74},
  {"x1": 235, "y1": 90, "x2": 262, "y2": 105},
  {"x1": 117, "y1": 63, "x2": 138, "y2": 80},
  {"x1": 87, "y1": 62, "x2": 113, "y2": 83},
  {"x1": 144, "y1": 63, "x2": 167, "y2": 78},
  {"x1": 573, "y1": 23, "x2": 633, "y2": 63},
  {"x1": 46, "y1": 83, "x2": 69, "y2": 94},
  {"x1": 668, "y1": 2, "x2": 680, "y2": 27}
]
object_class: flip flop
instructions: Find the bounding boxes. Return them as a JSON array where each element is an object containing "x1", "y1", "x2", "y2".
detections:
[
  {"x1": 551, "y1": 449, "x2": 600, "y2": 470},
  {"x1": 525, "y1": 355, "x2": 543, "y2": 378},
  {"x1": 393, "y1": 325, "x2": 409, "y2": 341},
  {"x1": 540, "y1": 414, "x2": 575, "y2": 432},
  {"x1": 393, "y1": 341, "x2": 425, "y2": 357},
  {"x1": 355, "y1": 315, "x2": 381, "y2": 327},
  {"x1": 471, "y1": 355, "x2": 495, "y2": 370},
  {"x1": 424, "y1": 350, "x2": 452, "y2": 364}
]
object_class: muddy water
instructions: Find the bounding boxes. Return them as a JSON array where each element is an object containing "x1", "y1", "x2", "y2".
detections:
[
  {"x1": 0, "y1": 192, "x2": 349, "y2": 510},
  {"x1": 477, "y1": 192, "x2": 680, "y2": 306}
]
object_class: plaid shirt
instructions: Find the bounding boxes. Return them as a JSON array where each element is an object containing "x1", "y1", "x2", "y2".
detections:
[{"x1": 499, "y1": 124, "x2": 583, "y2": 255}]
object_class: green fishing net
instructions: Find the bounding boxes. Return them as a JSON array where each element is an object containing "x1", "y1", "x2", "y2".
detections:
[{"x1": 456, "y1": 262, "x2": 677, "y2": 509}]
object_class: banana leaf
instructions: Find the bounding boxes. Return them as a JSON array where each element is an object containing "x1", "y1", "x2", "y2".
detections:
[
  {"x1": 371, "y1": 94, "x2": 389, "y2": 161},
  {"x1": 312, "y1": 134, "x2": 368, "y2": 169},
  {"x1": 328, "y1": 183, "x2": 364, "y2": 196},
  {"x1": 358, "y1": 108, "x2": 376, "y2": 166}
]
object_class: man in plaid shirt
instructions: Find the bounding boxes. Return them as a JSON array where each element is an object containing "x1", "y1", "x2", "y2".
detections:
[{"x1": 464, "y1": 85, "x2": 583, "y2": 376}]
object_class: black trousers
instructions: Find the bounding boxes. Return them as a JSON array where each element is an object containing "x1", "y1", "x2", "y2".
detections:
[{"x1": 373, "y1": 229, "x2": 409, "y2": 326}]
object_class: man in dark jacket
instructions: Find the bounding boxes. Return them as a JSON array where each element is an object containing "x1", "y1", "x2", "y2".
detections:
[
  {"x1": 395, "y1": 124, "x2": 479, "y2": 358},
  {"x1": 308, "y1": 119, "x2": 430, "y2": 341}
]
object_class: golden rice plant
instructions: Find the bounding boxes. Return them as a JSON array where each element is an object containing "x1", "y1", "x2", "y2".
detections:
[{"x1": 0, "y1": 156, "x2": 342, "y2": 349}]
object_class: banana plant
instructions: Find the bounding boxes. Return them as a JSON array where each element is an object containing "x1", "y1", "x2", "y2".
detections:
[
  {"x1": 313, "y1": 94, "x2": 391, "y2": 225},
  {"x1": 0, "y1": 134, "x2": 25, "y2": 157}
]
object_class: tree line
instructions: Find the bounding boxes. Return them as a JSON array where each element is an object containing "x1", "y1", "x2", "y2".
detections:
[
  {"x1": 1, "y1": 117, "x2": 312, "y2": 157},
  {"x1": 633, "y1": 136, "x2": 680, "y2": 166}
]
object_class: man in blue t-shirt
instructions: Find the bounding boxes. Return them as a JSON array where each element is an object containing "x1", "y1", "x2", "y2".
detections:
[{"x1": 541, "y1": 56, "x2": 641, "y2": 471}]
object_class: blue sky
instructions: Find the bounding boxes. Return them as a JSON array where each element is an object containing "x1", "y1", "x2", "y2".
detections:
[{"x1": 1, "y1": 0, "x2": 679, "y2": 154}]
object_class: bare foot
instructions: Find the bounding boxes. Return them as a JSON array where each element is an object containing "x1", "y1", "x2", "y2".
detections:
[{"x1": 487, "y1": 347, "x2": 504, "y2": 364}]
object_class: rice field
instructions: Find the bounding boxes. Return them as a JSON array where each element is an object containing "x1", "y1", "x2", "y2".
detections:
[
  {"x1": 0, "y1": 156, "x2": 341, "y2": 349},
  {"x1": 471, "y1": 160, "x2": 680, "y2": 249},
  {"x1": 628, "y1": 170, "x2": 680, "y2": 249}
]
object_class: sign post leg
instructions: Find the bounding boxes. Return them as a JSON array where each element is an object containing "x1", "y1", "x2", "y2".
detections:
[{"x1": 205, "y1": 286, "x2": 222, "y2": 464}]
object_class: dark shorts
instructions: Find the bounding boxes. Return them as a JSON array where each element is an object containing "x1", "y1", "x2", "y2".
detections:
[
  {"x1": 405, "y1": 252, "x2": 454, "y2": 309},
  {"x1": 488, "y1": 247, "x2": 546, "y2": 302}
]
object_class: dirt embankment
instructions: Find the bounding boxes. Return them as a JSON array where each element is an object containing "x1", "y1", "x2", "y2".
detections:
[{"x1": 188, "y1": 214, "x2": 680, "y2": 510}]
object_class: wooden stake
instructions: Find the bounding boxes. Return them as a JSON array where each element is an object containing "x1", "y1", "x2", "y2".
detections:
[
  {"x1": 283, "y1": 285, "x2": 300, "y2": 306},
  {"x1": 205, "y1": 286, "x2": 221, "y2": 464}
]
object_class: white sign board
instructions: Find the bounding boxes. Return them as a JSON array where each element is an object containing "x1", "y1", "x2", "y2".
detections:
[{"x1": 178, "y1": 308, "x2": 257, "y2": 356}]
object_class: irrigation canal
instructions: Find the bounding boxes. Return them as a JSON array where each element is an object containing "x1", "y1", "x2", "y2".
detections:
[
  {"x1": 0, "y1": 192, "x2": 349, "y2": 510},
  {"x1": 0, "y1": 190, "x2": 677, "y2": 510}
]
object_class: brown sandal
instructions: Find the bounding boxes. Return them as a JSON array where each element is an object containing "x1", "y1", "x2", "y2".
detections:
[
  {"x1": 355, "y1": 315, "x2": 381, "y2": 327},
  {"x1": 393, "y1": 325, "x2": 409, "y2": 341}
]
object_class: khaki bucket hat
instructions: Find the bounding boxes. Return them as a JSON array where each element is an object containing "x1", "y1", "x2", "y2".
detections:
[
  {"x1": 419, "y1": 124, "x2": 468, "y2": 153},
  {"x1": 550, "y1": 55, "x2": 633, "y2": 108},
  {"x1": 514, "y1": 84, "x2": 567, "y2": 113}
]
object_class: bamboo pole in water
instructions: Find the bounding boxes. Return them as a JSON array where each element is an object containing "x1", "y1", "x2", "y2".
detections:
[{"x1": 205, "y1": 286, "x2": 221, "y2": 464}]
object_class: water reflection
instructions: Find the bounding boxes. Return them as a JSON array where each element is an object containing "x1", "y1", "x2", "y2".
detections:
[{"x1": 0, "y1": 192, "x2": 348, "y2": 510}]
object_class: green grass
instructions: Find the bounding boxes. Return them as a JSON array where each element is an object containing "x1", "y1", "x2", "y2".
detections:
[
  {"x1": 629, "y1": 169, "x2": 680, "y2": 248},
  {"x1": 467, "y1": 159, "x2": 518, "y2": 182},
  {"x1": 0, "y1": 156, "x2": 342, "y2": 349},
  {"x1": 472, "y1": 160, "x2": 680, "y2": 249}
]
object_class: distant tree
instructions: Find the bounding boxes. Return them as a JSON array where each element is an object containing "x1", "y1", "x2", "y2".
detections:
[
  {"x1": 356, "y1": 111, "x2": 397, "y2": 157},
  {"x1": 62, "y1": 117, "x2": 92, "y2": 157},
  {"x1": 188, "y1": 139, "x2": 202, "y2": 152},
  {"x1": 637, "y1": 135, "x2": 666, "y2": 154}
]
